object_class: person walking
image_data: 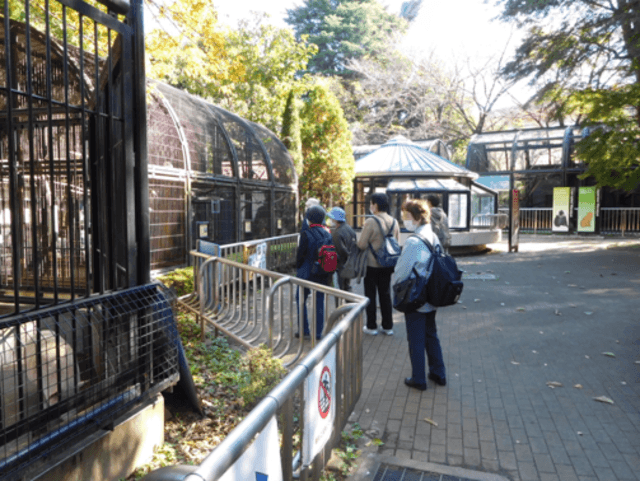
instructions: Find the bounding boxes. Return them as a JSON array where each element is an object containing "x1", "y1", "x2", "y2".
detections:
[
  {"x1": 394, "y1": 198, "x2": 446, "y2": 391},
  {"x1": 327, "y1": 207, "x2": 356, "y2": 292},
  {"x1": 426, "y1": 194, "x2": 451, "y2": 254},
  {"x1": 296, "y1": 205, "x2": 333, "y2": 339},
  {"x1": 357, "y1": 193, "x2": 399, "y2": 336}
]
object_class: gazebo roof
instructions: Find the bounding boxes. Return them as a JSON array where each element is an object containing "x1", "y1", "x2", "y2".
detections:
[{"x1": 355, "y1": 136, "x2": 477, "y2": 180}]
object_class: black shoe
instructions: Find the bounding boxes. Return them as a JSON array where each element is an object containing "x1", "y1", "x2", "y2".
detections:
[
  {"x1": 295, "y1": 332, "x2": 311, "y2": 340},
  {"x1": 428, "y1": 373, "x2": 447, "y2": 386},
  {"x1": 404, "y1": 377, "x2": 427, "y2": 391}
]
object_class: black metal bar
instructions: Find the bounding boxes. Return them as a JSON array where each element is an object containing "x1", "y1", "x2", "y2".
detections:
[
  {"x1": 106, "y1": 28, "x2": 117, "y2": 290},
  {"x1": 62, "y1": 5, "x2": 76, "y2": 300},
  {"x1": 44, "y1": 0, "x2": 60, "y2": 305},
  {"x1": 93, "y1": 20, "x2": 106, "y2": 294},
  {"x1": 96, "y1": 0, "x2": 131, "y2": 15},
  {"x1": 78, "y1": 16, "x2": 92, "y2": 296},
  {"x1": 56, "y1": 0, "x2": 130, "y2": 34},
  {"x1": 132, "y1": 0, "x2": 150, "y2": 284},
  {"x1": 25, "y1": 0, "x2": 42, "y2": 308},
  {"x1": 4, "y1": 3, "x2": 21, "y2": 313},
  {"x1": 121, "y1": 30, "x2": 137, "y2": 287}
]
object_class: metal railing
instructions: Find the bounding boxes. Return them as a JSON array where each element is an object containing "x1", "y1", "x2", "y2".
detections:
[
  {"x1": 471, "y1": 213, "x2": 508, "y2": 229},
  {"x1": 600, "y1": 208, "x2": 640, "y2": 235},
  {"x1": 144, "y1": 250, "x2": 369, "y2": 481},
  {"x1": 186, "y1": 251, "x2": 365, "y2": 367}
]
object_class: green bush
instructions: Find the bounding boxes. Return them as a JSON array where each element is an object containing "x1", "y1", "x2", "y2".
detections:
[
  {"x1": 239, "y1": 345, "x2": 287, "y2": 408},
  {"x1": 157, "y1": 267, "x2": 194, "y2": 297}
]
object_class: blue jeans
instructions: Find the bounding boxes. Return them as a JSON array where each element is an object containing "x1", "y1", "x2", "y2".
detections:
[
  {"x1": 296, "y1": 287, "x2": 325, "y2": 339},
  {"x1": 405, "y1": 310, "x2": 445, "y2": 385}
]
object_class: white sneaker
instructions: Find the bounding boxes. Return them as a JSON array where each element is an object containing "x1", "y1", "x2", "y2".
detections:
[
  {"x1": 381, "y1": 328, "x2": 394, "y2": 336},
  {"x1": 363, "y1": 327, "x2": 378, "y2": 335}
]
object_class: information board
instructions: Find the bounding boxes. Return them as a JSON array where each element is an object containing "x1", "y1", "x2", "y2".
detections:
[{"x1": 577, "y1": 187, "x2": 597, "y2": 233}]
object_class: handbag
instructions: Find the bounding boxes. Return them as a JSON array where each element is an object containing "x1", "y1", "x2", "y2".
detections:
[
  {"x1": 368, "y1": 217, "x2": 401, "y2": 268},
  {"x1": 392, "y1": 267, "x2": 428, "y2": 313}
]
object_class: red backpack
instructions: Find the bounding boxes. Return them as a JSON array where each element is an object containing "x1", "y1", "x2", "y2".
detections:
[{"x1": 310, "y1": 224, "x2": 338, "y2": 274}]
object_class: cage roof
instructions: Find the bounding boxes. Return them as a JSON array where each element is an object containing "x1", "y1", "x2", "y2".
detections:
[
  {"x1": 387, "y1": 177, "x2": 470, "y2": 192},
  {"x1": 355, "y1": 136, "x2": 476, "y2": 180}
]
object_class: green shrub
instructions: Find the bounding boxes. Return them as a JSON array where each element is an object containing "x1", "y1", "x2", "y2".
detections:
[
  {"x1": 239, "y1": 345, "x2": 287, "y2": 408},
  {"x1": 157, "y1": 267, "x2": 194, "y2": 297}
]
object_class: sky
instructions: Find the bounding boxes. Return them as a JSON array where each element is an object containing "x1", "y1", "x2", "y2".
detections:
[{"x1": 214, "y1": 0, "x2": 520, "y2": 66}]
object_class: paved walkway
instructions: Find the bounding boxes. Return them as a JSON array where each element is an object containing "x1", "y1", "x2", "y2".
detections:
[{"x1": 348, "y1": 235, "x2": 640, "y2": 481}]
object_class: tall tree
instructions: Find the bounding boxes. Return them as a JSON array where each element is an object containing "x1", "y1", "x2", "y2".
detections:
[
  {"x1": 285, "y1": 0, "x2": 407, "y2": 77},
  {"x1": 299, "y1": 80, "x2": 354, "y2": 207},
  {"x1": 281, "y1": 89, "x2": 304, "y2": 177},
  {"x1": 145, "y1": 4, "x2": 316, "y2": 134},
  {"x1": 496, "y1": 0, "x2": 640, "y2": 190}
]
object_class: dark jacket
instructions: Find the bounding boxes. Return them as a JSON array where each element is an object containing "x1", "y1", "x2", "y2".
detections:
[
  {"x1": 296, "y1": 224, "x2": 333, "y2": 282},
  {"x1": 331, "y1": 222, "x2": 356, "y2": 271}
]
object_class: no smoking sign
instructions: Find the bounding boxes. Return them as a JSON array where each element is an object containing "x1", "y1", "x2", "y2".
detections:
[{"x1": 318, "y1": 366, "x2": 332, "y2": 419}]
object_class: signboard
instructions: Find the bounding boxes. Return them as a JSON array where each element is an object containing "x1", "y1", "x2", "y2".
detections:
[
  {"x1": 552, "y1": 187, "x2": 571, "y2": 233},
  {"x1": 509, "y1": 189, "x2": 520, "y2": 252},
  {"x1": 577, "y1": 187, "x2": 597, "y2": 233},
  {"x1": 218, "y1": 416, "x2": 283, "y2": 481},
  {"x1": 303, "y1": 345, "x2": 336, "y2": 465},
  {"x1": 248, "y1": 242, "x2": 268, "y2": 270}
]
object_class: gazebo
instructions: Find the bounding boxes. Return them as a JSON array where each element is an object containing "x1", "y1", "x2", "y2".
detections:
[{"x1": 352, "y1": 136, "x2": 503, "y2": 248}]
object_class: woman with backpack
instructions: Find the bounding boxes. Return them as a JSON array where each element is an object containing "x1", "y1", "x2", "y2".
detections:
[
  {"x1": 394, "y1": 198, "x2": 446, "y2": 391},
  {"x1": 356, "y1": 193, "x2": 400, "y2": 336},
  {"x1": 296, "y1": 205, "x2": 334, "y2": 339}
]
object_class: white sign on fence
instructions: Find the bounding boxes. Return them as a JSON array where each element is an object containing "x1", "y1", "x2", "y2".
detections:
[
  {"x1": 218, "y1": 415, "x2": 283, "y2": 481},
  {"x1": 249, "y1": 242, "x2": 268, "y2": 270},
  {"x1": 303, "y1": 344, "x2": 337, "y2": 466}
]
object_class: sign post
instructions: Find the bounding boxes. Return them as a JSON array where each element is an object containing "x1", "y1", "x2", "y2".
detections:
[
  {"x1": 552, "y1": 187, "x2": 571, "y2": 233},
  {"x1": 577, "y1": 187, "x2": 597, "y2": 233},
  {"x1": 508, "y1": 188, "x2": 520, "y2": 253},
  {"x1": 303, "y1": 345, "x2": 337, "y2": 467}
]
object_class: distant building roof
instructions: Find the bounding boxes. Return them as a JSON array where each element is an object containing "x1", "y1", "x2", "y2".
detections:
[{"x1": 355, "y1": 136, "x2": 476, "y2": 180}]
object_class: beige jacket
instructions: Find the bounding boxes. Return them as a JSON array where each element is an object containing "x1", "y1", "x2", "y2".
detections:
[{"x1": 356, "y1": 213, "x2": 400, "y2": 268}]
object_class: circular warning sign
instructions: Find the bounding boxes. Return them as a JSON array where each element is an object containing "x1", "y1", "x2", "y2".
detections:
[{"x1": 318, "y1": 366, "x2": 332, "y2": 419}]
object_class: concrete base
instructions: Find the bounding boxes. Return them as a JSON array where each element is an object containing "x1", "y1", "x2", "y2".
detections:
[
  {"x1": 399, "y1": 228, "x2": 502, "y2": 250},
  {"x1": 31, "y1": 394, "x2": 164, "y2": 481}
]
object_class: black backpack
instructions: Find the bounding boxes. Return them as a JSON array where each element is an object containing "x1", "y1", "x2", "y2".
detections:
[
  {"x1": 368, "y1": 217, "x2": 401, "y2": 268},
  {"x1": 413, "y1": 232, "x2": 464, "y2": 307}
]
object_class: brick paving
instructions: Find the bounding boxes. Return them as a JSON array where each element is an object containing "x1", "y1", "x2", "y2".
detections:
[{"x1": 349, "y1": 235, "x2": 640, "y2": 481}]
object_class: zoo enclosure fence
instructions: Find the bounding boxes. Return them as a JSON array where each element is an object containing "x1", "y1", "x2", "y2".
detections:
[{"x1": 143, "y1": 244, "x2": 369, "y2": 481}]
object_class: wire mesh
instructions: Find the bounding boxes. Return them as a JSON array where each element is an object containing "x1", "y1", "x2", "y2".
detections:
[{"x1": 0, "y1": 283, "x2": 179, "y2": 479}]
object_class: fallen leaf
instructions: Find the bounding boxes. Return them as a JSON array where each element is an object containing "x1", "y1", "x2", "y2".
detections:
[
  {"x1": 635, "y1": 361, "x2": 640, "y2": 364},
  {"x1": 621, "y1": 381, "x2": 627, "y2": 385},
  {"x1": 539, "y1": 331, "x2": 544, "y2": 334},
  {"x1": 532, "y1": 350, "x2": 538, "y2": 354},
  {"x1": 584, "y1": 312, "x2": 593, "y2": 315},
  {"x1": 497, "y1": 327, "x2": 502, "y2": 331},
  {"x1": 593, "y1": 396, "x2": 614, "y2": 405},
  {"x1": 474, "y1": 299, "x2": 481, "y2": 303},
  {"x1": 569, "y1": 304, "x2": 577, "y2": 308},
  {"x1": 555, "y1": 309, "x2": 562, "y2": 316},
  {"x1": 577, "y1": 431, "x2": 583, "y2": 436},
  {"x1": 568, "y1": 284, "x2": 577, "y2": 287},
  {"x1": 516, "y1": 307, "x2": 526, "y2": 312},
  {"x1": 511, "y1": 361, "x2": 520, "y2": 365},
  {"x1": 505, "y1": 281, "x2": 510, "y2": 285},
  {"x1": 574, "y1": 384, "x2": 583, "y2": 389},
  {"x1": 547, "y1": 381, "x2": 563, "y2": 388},
  {"x1": 565, "y1": 271, "x2": 571, "y2": 274},
  {"x1": 423, "y1": 418, "x2": 438, "y2": 427},
  {"x1": 585, "y1": 355, "x2": 590, "y2": 359},
  {"x1": 501, "y1": 303, "x2": 505, "y2": 306},
  {"x1": 616, "y1": 340, "x2": 620, "y2": 344},
  {"x1": 602, "y1": 352, "x2": 616, "y2": 358},
  {"x1": 462, "y1": 306, "x2": 467, "y2": 310}
]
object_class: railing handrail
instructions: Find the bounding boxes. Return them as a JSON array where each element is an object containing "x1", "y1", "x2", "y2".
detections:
[
  {"x1": 218, "y1": 233, "x2": 299, "y2": 253},
  {"x1": 183, "y1": 304, "x2": 365, "y2": 481}
]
